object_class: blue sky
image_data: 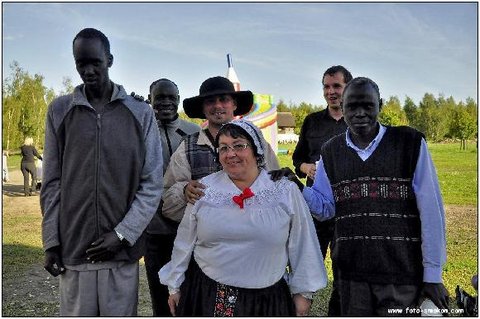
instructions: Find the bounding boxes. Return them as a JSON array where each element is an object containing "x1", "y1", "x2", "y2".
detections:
[{"x1": 2, "y1": 2, "x2": 478, "y2": 110}]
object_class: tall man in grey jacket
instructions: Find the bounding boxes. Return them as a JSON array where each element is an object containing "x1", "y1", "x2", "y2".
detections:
[
  {"x1": 145, "y1": 78, "x2": 200, "y2": 316},
  {"x1": 41, "y1": 28, "x2": 163, "y2": 316}
]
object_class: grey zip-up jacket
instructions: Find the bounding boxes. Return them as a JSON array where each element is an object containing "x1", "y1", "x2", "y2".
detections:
[{"x1": 41, "y1": 83, "x2": 163, "y2": 265}]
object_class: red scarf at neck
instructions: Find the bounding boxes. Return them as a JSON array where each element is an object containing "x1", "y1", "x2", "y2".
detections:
[{"x1": 232, "y1": 187, "x2": 254, "y2": 209}]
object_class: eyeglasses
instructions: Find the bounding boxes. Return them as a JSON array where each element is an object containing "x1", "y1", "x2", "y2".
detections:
[
  {"x1": 203, "y1": 95, "x2": 234, "y2": 107},
  {"x1": 217, "y1": 143, "x2": 250, "y2": 154}
]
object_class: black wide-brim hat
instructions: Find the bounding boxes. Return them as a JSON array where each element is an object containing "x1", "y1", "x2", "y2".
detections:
[{"x1": 183, "y1": 76, "x2": 253, "y2": 119}]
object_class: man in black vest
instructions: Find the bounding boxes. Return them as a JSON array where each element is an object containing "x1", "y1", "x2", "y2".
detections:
[
  {"x1": 300, "y1": 77, "x2": 449, "y2": 316},
  {"x1": 269, "y1": 77, "x2": 450, "y2": 315}
]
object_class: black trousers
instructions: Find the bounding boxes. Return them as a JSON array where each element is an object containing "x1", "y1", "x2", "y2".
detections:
[
  {"x1": 337, "y1": 279, "x2": 420, "y2": 316},
  {"x1": 144, "y1": 233, "x2": 176, "y2": 317},
  {"x1": 20, "y1": 161, "x2": 37, "y2": 195}
]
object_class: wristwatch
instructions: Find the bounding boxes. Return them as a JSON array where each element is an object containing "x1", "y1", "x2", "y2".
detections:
[{"x1": 115, "y1": 230, "x2": 129, "y2": 246}]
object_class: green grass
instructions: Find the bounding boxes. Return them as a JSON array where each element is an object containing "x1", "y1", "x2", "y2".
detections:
[
  {"x1": 428, "y1": 142, "x2": 477, "y2": 205},
  {"x1": 5, "y1": 154, "x2": 22, "y2": 171},
  {"x1": 2, "y1": 198, "x2": 44, "y2": 280}
]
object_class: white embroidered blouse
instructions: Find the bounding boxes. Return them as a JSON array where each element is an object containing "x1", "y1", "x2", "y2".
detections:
[{"x1": 159, "y1": 169, "x2": 327, "y2": 296}]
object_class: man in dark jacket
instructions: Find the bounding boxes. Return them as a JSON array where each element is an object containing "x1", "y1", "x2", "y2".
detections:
[
  {"x1": 41, "y1": 28, "x2": 163, "y2": 316},
  {"x1": 292, "y1": 65, "x2": 352, "y2": 315},
  {"x1": 144, "y1": 78, "x2": 200, "y2": 316}
]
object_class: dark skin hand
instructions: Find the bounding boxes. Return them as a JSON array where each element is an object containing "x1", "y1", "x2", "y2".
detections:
[
  {"x1": 268, "y1": 167, "x2": 304, "y2": 191},
  {"x1": 86, "y1": 231, "x2": 124, "y2": 262},
  {"x1": 130, "y1": 91, "x2": 145, "y2": 102},
  {"x1": 44, "y1": 246, "x2": 66, "y2": 277},
  {"x1": 420, "y1": 282, "x2": 450, "y2": 310}
]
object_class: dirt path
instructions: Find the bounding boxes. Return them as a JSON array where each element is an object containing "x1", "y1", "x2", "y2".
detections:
[{"x1": 2, "y1": 169, "x2": 152, "y2": 316}]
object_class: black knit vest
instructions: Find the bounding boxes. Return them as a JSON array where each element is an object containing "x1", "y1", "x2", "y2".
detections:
[
  {"x1": 185, "y1": 131, "x2": 222, "y2": 180},
  {"x1": 322, "y1": 126, "x2": 425, "y2": 285}
]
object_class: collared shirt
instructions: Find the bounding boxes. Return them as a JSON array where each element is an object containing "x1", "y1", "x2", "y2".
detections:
[
  {"x1": 303, "y1": 124, "x2": 447, "y2": 283},
  {"x1": 159, "y1": 169, "x2": 327, "y2": 295}
]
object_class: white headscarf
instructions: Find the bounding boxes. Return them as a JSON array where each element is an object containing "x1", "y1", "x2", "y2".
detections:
[{"x1": 225, "y1": 119, "x2": 265, "y2": 155}]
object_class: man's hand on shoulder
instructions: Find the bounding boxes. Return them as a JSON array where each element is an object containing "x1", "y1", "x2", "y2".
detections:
[
  {"x1": 130, "y1": 91, "x2": 148, "y2": 103},
  {"x1": 184, "y1": 180, "x2": 206, "y2": 204},
  {"x1": 268, "y1": 167, "x2": 304, "y2": 191}
]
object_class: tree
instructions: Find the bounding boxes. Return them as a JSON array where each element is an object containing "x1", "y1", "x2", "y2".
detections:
[
  {"x1": 276, "y1": 99, "x2": 289, "y2": 112},
  {"x1": 60, "y1": 76, "x2": 75, "y2": 95},
  {"x1": 403, "y1": 96, "x2": 418, "y2": 127},
  {"x1": 289, "y1": 102, "x2": 322, "y2": 134},
  {"x1": 2, "y1": 61, "x2": 51, "y2": 151},
  {"x1": 450, "y1": 101, "x2": 477, "y2": 150},
  {"x1": 379, "y1": 96, "x2": 407, "y2": 126},
  {"x1": 417, "y1": 93, "x2": 449, "y2": 142}
]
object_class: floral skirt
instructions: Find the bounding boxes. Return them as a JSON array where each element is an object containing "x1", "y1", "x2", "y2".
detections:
[{"x1": 177, "y1": 259, "x2": 295, "y2": 317}]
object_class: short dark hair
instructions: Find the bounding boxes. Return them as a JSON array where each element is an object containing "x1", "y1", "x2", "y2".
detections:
[
  {"x1": 73, "y1": 28, "x2": 111, "y2": 55},
  {"x1": 214, "y1": 124, "x2": 265, "y2": 168},
  {"x1": 149, "y1": 78, "x2": 179, "y2": 93},
  {"x1": 322, "y1": 65, "x2": 353, "y2": 85},
  {"x1": 343, "y1": 77, "x2": 381, "y2": 100}
]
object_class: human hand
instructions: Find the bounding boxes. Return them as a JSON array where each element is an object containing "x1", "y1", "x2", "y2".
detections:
[
  {"x1": 268, "y1": 167, "x2": 304, "y2": 191},
  {"x1": 300, "y1": 163, "x2": 316, "y2": 180},
  {"x1": 184, "y1": 180, "x2": 206, "y2": 204},
  {"x1": 44, "y1": 246, "x2": 65, "y2": 277},
  {"x1": 293, "y1": 294, "x2": 312, "y2": 316},
  {"x1": 420, "y1": 282, "x2": 450, "y2": 310},
  {"x1": 86, "y1": 231, "x2": 124, "y2": 262},
  {"x1": 168, "y1": 292, "x2": 181, "y2": 316},
  {"x1": 130, "y1": 91, "x2": 145, "y2": 102}
]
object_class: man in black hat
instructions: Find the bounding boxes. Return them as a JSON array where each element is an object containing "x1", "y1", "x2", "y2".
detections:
[{"x1": 162, "y1": 76, "x2": 279, "y2": 222}]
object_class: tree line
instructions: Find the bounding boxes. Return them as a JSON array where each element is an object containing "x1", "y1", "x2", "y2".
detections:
[
  {"x1": 3, "y1": 61, "x2": 478, "y2": 152},
  {"x1": 277, "y1": 93, "x2": 477, "y2": 150}
]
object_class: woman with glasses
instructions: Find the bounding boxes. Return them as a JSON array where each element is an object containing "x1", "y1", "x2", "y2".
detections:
[{"x1": 159, "y1": 119, "x2": 327, "y2": 316}]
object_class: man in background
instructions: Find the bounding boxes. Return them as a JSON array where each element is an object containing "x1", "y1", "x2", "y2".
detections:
[
  {"x1": 292, "y1": 65, "x2": 352, "y2": 315},
  {"x1": 144, "y1": 78, "x2": 200, "y2": 316}
]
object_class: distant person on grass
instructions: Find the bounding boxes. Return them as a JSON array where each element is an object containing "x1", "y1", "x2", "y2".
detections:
[
  {"x1": 3, "y1": 150, "x2": 10, "y2": 183},
  {"x1": 273, "y1": 77, "x2": 449, "y2": 316},
  {"x1": 20, "y1": 137, "x2": 42, "y2": 196},
  {"x1": 41, "y1": 28, "x2": 163, "y2": 316}
]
